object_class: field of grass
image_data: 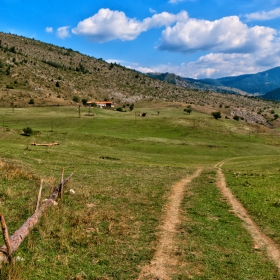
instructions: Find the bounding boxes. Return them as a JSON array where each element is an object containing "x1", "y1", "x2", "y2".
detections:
[{"x1": 1, "y1": 105, "x2": 280, "y2": 279}]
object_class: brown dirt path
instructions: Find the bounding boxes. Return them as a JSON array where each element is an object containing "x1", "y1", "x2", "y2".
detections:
[
  {"x1": 138, "y1": 168, "x2": 203, "y2": 280},
  {"x1": 215, "y1": 161, "x2": 280, "y2": 272}
]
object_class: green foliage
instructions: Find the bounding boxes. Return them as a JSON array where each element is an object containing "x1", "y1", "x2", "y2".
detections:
[
  {"x1": 28, "y1": 98, "x2": 34, "y2": 105},
  {"x1": 183, "y1": 107, "x2": 192, "y2": 114},
  {"x1": 22, "y1": 126, "x2": 33, "y2": 135},
  {"x1": 109, "y1": 63, "x2": 114, "y2": 70},
  {"x1": 116, "y1": 107, "x2": 124, "y2": 112},
  {"x1": 212, "y1": 111, "x2": 221, "y2": 119},
  {"x1": 72, "y1": 96, "x2": 80, "y2": 103},
  {"x1": 41, "y1": 60, "x2": 64, "y2": 69},
  {"x1": 233, "y1": 115, "x2": 240, "y2": 121},
  {"x1": 82, "y1": 98, "x2": 88, "y2": 106},
  {"x1": 5, "y1": 66, "x2": 11, "y2": 75},
  {"x1": 9, "y1": 46, "x2": 16, "y2": 53},
  {"x1": 76, "y1": 62, "x2": 88, "y2": 74},
  {"x1": 129, "y1": 104, "x2": 134, "y2": 111}
]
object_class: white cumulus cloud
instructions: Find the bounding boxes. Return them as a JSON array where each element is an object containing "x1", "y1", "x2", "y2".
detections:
[
  {"x1": 72, "y1": 8, "x2": 143, "y2": 42},
  {"x1": 158, "y1": 16, "x2": 276, "y2": 54},
  {"x1": 71, "y1": 8, "x2": 187, "y2": 43},
  {"x1": 137, "y1": 44, "x2": 280, "y2": 79},
  {"x1": 56, "y1": 26, "x2": 71, "y2": 39},
  {"x1": 45, "y1": 27, "x2": 53, "y2": 33},
  {"x1": 245, "y1": 7, "x2": 280, "y2": 21}
]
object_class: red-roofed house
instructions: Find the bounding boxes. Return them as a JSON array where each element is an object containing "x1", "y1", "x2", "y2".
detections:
[{"x1": 87, "y1": 101, "x2": 114, "y2": 108}]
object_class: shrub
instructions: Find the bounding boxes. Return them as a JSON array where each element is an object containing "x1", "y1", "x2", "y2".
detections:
[
  {"x1": 233, "y1": 115, "x2": 240, "y2": 121},
  {"x1": 82, "y1": 99, "x2": 88, "y2": 106},
  {"x1": 29, "y1": 98, "x2": 34, "y2": 105},
  {"x1": 116, "y1": 107, "x2": 124, "y2": 112},
  {"x1": 184, "y1": 107, "x2": 192, "y2": 114},
  {"x1": 23, "y1": 127, "x2": 33, "y2": 135},
  {"x1": 212, "y1": 111, "x2": 221, "y2": 119},
  {"x1": 72, "y1": 96, "x2": 80, "y2": 103}
]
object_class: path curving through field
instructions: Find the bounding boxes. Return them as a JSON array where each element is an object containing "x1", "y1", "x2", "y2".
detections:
[
  {"x1": 138, "y1": 168, "x2": 203, "y2": 280},
  {"x1": 216, "y1": 160, "x2": 280, "y2": 272}
]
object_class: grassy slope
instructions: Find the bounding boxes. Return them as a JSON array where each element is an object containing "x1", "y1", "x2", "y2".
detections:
[{"x1": 1, "y1": 105, "x2": 280, "y2": 279}]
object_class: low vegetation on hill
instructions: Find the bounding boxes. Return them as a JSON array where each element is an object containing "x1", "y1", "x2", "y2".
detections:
[{"x1": 0, "y1": 32, "x2": 280, "y2": 128}]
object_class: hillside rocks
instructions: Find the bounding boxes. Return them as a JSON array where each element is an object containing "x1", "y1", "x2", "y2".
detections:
[{"x1": 230, "y1": 109, "x2": 272, "y2": 128}]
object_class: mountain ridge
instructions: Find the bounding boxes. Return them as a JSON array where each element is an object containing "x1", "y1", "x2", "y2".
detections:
[{"x1": 147, "y1": 67, "x2": 280, "y2": 100}]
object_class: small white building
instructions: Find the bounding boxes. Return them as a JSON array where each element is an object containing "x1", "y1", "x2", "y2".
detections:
[{"x1": 87, "y1": 101, "x2": 114, "y2": 108}]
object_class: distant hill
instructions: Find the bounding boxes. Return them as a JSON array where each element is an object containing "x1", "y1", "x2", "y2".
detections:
[
  {"x1": 148, "y1": 67, "x2": 280, "y2": 99},
  {"x1": 263, "y1": 87, "x2": 280, "y2": 101},
  {"x1": 0, "y1": 31, "x2": 279, "y2": 129},
  {"x1": 0, "y1": 32, "x2": 198, "y2": 107}
]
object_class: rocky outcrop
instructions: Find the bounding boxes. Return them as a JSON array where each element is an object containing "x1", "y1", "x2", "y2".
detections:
[{"x1": 230, "y1": 109, "x2": 272, "y2": 128}]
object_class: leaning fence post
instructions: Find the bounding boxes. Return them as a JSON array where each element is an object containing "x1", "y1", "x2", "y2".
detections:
[
  {"x1": 0, "y1": 214, "x2": 12, "y2": 259},
  {"x1": 0, "y1": 170, "x2": 74, "y2": 266},
  {"x1": 35, "y1": 179, "x2": 44, "y2": 212},
  {"x1": 59, "y1": 168, "x2": 65, "y2": 199}
]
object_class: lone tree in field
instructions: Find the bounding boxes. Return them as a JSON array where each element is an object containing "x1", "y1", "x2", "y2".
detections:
[
  {"x1": 184, "y1": 107, "x2": 192, "y2": 114},
  {"x1": 212, "y1": 111, "x2": 221, "y2": 120},
  {"x1": 23, "y1": 127, "x2": 33, "y2": 136}
]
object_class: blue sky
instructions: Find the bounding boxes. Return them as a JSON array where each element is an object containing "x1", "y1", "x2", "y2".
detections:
[{"x1": 1, "y1": 0, "x2": 280, "y2": 79}]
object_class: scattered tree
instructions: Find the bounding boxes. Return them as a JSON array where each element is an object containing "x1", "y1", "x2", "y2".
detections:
[
  {"x1": 72, "y1": 96, "x2": 80, "y2": 103},
  {"x1": 129, "y1": 104, "x2": 134, "y2": 111},
  {"x1": 23, "y1": 127, "x2": 33, "y2": 136},
  {"x1": 82, "y1": 98, "x2": 88, "y2": 106},
  {"x1": 212, "y1": 111, "x2": 221, "y2": 119},
  {"x1": 184, "y1": 107, "x2": 192, "y2": 114},
  {"x1": 5, "y1": 66, "x2": 10, "y2": 76}
]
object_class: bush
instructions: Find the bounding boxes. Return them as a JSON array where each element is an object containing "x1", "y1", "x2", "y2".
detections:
[
  {"x1": 184, "y1": 107, "x2": 192, "y2": 114},
  {"x1": 72, "y1": 96, "x2": 80, "y2": 103},
  {"x1": 23, "y1": 127, "x2": 33, "y2": 135},
  {"x1": 212, "y1": 111, "x2": 221, "y2": 119},
  {"x1": 233, "y1": 115, "x2": 240, "y2": 121},
  {"x1": 129, "y1": 104, "x2": 134, "y2": 111},
  {"x1": 116, "y1": 107, "x2": 124, "y2": 112},
  {"x1": 82, "y1": 99, "x2": 88, "y2": 106},
  {"x1": 29, "y1": 98, "x2": 34, "y2": 105}
]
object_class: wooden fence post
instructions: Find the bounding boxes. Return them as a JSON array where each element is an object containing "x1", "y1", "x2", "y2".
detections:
[
  {"x1": 0, "y1": 171, "x2": 74, "y2": 266},
  {"x1": 0, "y1": 214, "x2": 12, "y2": 259}
]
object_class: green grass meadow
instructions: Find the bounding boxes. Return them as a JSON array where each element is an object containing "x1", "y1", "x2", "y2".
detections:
[{"x1": 1, "y1": 105, "x2": 280, "y2": 279}]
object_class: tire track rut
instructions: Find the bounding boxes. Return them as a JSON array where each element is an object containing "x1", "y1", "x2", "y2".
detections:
[
  {"x1": 138, "y1": 168, "x2": 203, "y2": 280},
  {"x1": 216, "y1": 161, "x2": 280, "y2": 272}
]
